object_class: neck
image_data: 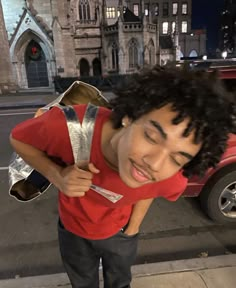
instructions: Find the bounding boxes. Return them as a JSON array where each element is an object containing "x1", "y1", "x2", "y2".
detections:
[{"x1": 101, "y1": 120, "x2": 120, "y2": 171}]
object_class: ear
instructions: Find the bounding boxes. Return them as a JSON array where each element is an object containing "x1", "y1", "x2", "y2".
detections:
[{"x1": 121, "y1": 116, "x2": 131, "y2": 127}]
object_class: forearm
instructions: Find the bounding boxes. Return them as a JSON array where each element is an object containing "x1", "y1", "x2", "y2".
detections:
[
  {"x1": 125, "y1": 198, "x2": 154, "y2": 235},
  {"x1": 10, "y1": 136, "x2": 63, "y2": 189}
]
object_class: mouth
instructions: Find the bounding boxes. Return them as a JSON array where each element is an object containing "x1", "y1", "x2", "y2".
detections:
[{"x1": 129, "y1": 159, "x2": 155, "y2": 183}]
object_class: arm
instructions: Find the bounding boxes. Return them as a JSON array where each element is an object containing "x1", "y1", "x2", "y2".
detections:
[
  {"x1": 124, "y1": 198, "x2": 154, "y2": 235},
  {"x1": 10, "y1": 137, "x2": 99, "y2": 197}
]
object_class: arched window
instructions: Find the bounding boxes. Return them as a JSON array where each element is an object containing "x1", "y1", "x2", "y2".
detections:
[
  {"x1": 79, "y1": 0, "x2": 90, "y2": 21},
  {"x1": 79, "y1": 58, "x2": 90, "y2": 76},
  {"x1": 92, "y1": 58, "x2": 101, "y2": 76},
  {"x1": 189, "y1": 50, "x2": 198, "y2": 57},
  {"x1": 148, "y1": 40, "x2": 155, "y2": 65},
  {"x1": 111, "y1": 42, "x2": 119, "y2": 70},
  {"x1": 25, "y1": 40, "x2": 49, "y2": 87},
  {"x1": 129, "y1": 39, "x2": 138, "y2": 69}
]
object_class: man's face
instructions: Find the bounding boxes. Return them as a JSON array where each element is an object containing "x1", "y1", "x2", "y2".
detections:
[{"x1": 115, "y1": 104, "x2": 202, "y2": 188}]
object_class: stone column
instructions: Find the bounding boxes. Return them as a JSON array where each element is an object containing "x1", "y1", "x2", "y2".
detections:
[{"x1": 0, "y1": 0, "x2": 16, "y2": 94}]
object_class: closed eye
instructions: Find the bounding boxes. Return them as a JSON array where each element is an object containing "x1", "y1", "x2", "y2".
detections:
[
  {"x1": 144, "y1": 131, "x2": 157, "y2": 144},
  {"x1": 171, "y1": 156, "x2": 182, "y2": 166}
]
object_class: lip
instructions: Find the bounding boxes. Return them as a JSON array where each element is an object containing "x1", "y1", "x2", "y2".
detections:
[{"x1": 130, "y1": 161, "x2": 153, "y2": 183}]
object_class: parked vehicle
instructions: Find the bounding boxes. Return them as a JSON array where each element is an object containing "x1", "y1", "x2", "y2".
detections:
[{"x1": 184, "y1": 65, "x2": 236, "y2": 224}]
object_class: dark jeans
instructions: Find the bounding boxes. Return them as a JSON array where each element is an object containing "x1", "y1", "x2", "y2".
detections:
[{"x1": 58, "y1": 219, "x2": 139, "y2": 288}]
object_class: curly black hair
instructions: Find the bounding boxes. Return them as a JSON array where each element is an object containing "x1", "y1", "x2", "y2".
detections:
[{"x1": 109, "y1": 65, "x2": 236, "y2": 178}]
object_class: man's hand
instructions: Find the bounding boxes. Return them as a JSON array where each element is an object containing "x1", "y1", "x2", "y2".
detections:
[
  {"x1": 58, "y1": 161, "x2": 100, "y2": 197},
  {"x1": 123, "y1": 226, "x2": 139, "y2": 236}
]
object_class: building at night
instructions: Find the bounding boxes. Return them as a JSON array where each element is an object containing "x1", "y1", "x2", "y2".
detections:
[
  {"x1": 0, "y1": 0, "x2": 206, "y2": 91},
  {"x1": 219, "y1": 0, "x2": 236, "y2": 56}
]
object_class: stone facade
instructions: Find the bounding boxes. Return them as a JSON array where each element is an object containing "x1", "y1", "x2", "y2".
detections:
[
  {"x1": 0, "y1": 0, "x2": 206, "y2": 90},
  {"x1": 0, "y1": 0, "x2": 16, "y2": 93}
]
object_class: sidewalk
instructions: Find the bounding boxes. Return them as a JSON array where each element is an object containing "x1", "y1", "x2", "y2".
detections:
[
  {"x1": 0, "y1": 91, "x2": 115, "y2": 110},
  {"x1": 0, "y1": 254, "x2": 235, "y2": 288},
  {"x1": 0, "y1": 93, "x2": 58, "y2": 109}
]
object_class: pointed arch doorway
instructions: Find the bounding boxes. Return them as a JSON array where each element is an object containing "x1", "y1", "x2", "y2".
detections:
[{"x1": 25, "y1": 40, "x2": 49, "y2": 87}]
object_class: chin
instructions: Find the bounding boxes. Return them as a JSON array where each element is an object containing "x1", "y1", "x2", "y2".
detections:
[{"x1": 119, "y1": 173, "x2": 147, "y2": 188}]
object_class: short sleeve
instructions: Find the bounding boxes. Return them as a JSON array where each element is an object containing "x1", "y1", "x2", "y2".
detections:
[
  {"x1": 164, "y1": 172, "x2": 188, "y2": 201},
  {"x1": 11, "y1": 106, "x2": 73, "y2": 163}
]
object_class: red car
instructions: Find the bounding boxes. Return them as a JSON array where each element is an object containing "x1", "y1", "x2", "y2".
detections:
[{"x1": 184, "y1": 65, "x2": 236, "y2": 224}]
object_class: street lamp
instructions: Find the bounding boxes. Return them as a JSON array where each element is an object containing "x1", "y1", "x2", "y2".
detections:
[
  {"x1": 222, "y1": 51, "x2": 227, "y2": 59},
  {"x1": 202, "y1": 55, "x2": 207, "y2": 61}
]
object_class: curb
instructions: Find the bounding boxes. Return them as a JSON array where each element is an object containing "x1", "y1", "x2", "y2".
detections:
[
  {"x1": 132, "y1": 253, "x2": 236, "y2": 278},
  {"x1": 0, "y1": 254, "x2": 235, "y2": 288}
]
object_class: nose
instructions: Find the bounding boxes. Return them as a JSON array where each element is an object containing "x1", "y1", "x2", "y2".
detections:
[{"x1": 143, "y1": 149, "x2": 168, "y2": 172}]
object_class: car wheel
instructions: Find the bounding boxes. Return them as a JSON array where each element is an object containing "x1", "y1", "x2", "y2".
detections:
[{"x1": 200, "y1": 164, "x2": 236, "y2": 224}]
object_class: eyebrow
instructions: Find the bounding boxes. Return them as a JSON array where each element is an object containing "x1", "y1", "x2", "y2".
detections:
[
  {"x1": 149, "y1": 120, "x2": 194, "y2": 160},
  {"x1": 178, "y1": 151, "x2": 193, "y2": 160},
  {"x1": 150, "y1": 120, "x2": 167, "y2": 139}
]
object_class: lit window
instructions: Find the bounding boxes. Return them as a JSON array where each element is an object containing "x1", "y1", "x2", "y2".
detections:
[
  {"x1": 163, "y1": 2, "x2": 169, "y2": 16},
  {"x1": 189, "y1": 50, "x2": 198, "y2": 57},
  {"x1": 172, "y1": 21, "x2": 176, "y2": 33},
  {"x1": 106, "y1": 7, "x2": 116, "y2": 19},
  {"x1": 162, "y1": 22, "x2": 169, "y2": 34},
  {"x1": 133, "y1": 4, "x2": 139, "y2": 16},
  {"x1": 182, "y1": 3, "x2": 188, "y2": 15},
  {"x1": 154, "y1": 3, "x2": 159, "y2": 16},
  {"x1": 144, "y1": 4, "x2": 149, "y2": 16},
  {"x1": 172, "y1": 3, "x2": 178, "y2": 15},
  {"x1": 117, "y1": 8, "x2": 120, "y2": 17},
  {"x1": 181, "y1": 21, "x2": 187, "y2": 33}
]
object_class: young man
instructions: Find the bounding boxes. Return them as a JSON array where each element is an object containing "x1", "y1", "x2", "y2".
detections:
[{"x1": 10, "y1": 65, "x2": 235, "y2": 288}]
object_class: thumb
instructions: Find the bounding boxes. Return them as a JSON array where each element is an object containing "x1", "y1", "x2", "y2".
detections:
[
  {"x1": 75, "y1": 160, "x2": 89, "y2": 170},
  {"x1": 88, "y1": 163, "x2": 100, "y2": 174}
]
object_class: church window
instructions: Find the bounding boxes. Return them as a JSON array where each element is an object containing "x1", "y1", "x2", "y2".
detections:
[
  {"x1": 149, "y1": 40, "x2": 155, "y2": 65},
  {"x1": 111, "y1": 42, "x2": 119, "y2": 70},
  {"x1": 129, "y1": 39, "x2": 138, "y2": 69},
  {"x1": 79, "y1": 0, "x2": 91, "y2": 20}
]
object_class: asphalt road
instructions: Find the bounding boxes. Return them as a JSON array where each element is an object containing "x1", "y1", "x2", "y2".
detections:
[{"x1": 1, "y1": 108, "x2": 236, "y2": 280}]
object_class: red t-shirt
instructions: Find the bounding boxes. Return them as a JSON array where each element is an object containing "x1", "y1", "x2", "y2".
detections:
[{"x1": 11, "y1": 105, "x2": 188, "y2": 239}]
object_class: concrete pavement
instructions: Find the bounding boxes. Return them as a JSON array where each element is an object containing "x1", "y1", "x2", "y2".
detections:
[
  {"x1": 0, "y1": 254, "x2": 235, "y2": 288},
  {"x1": 0, "y1": 90, "x2": 115, "y2": 109},
  {"x1": 1, "y1": 90, "x2": 236, "y2": 287},
  {"x1": 0, "y1": 92, "x2": 58, "y2": 109}
]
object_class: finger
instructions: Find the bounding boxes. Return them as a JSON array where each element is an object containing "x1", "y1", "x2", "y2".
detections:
[
  {"x1": 65, "y1": 186, "x2": 91, "y2": 193},
  {"x1": 88, "y1": 163, "x2": 100, "y2": 174},
  {"x1": 76, "y1": 160, "x2": 89, "y2": 170},
  {"x1": 65, "y1": 191, "x2": 86, "y2": 198},
  {"x1": 64, "y1": 178, "x2": 92, "y2": 187},
  {"x1": 73, "y1": 165, "x2": 94, "y2": 179},
  {"x1": 62, "y1": 185, "x2": 91, "y2": 195}
]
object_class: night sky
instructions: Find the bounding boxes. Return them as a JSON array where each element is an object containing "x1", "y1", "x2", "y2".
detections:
[{"x1": 192, "y1": 0, "x2": 225, "y2": 52}]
